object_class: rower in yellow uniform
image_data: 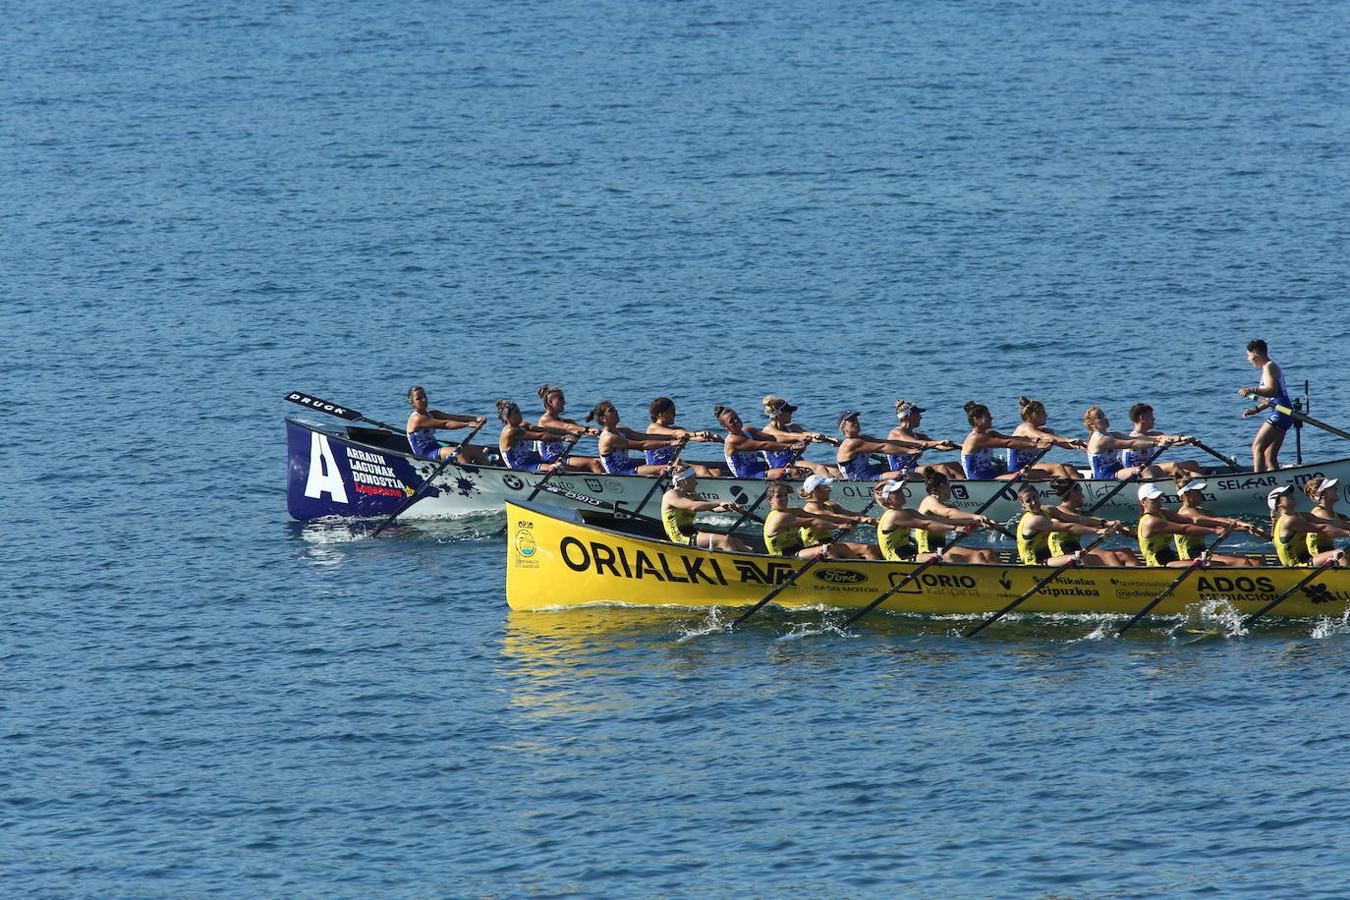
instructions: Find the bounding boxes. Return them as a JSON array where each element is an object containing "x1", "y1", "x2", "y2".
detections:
[
  {"x1": 798, "y1": 475, "x2": 881, "y2": 560},
  {"x1": 1135, "y1": 483, "x2": 1224, "y2": 567},
  {"x1": 1305, "y1": 476, "x2": 1349, "y2": 557},
  {"x1": 872, "y1": 481, "x2": 978, "y2": 563},
  {"x1": 660, "y1": 462, "x2": 750, "y2": 552},
  {"x1": 1015, "y1": 484, "x2": 1119, "y2": 566},
  {"x1": 762, "y1": 482, "x2": 867, "y2": 559},
  {"x1": 1170, "y1": 476, "x2": 1264, "y2": 566},
  {"x1": 1267, "y1": 484, "x2": 1350, "y2": 567},
  {"x1": 913, "y1": 471, "x2": 1000, "y2": 564},
  {"x1": 1042, "y1": 478, "x2": 1137, "y2": 567}
]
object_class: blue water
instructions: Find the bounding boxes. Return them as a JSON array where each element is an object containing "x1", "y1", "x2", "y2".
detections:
[{"x1": 8, "y1": 0, "x2": 1350, "y2": 894}]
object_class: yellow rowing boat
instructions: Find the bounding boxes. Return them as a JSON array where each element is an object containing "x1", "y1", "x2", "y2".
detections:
[{"x1": 505, "y1": 500, "x2": 1350, "y2": 619}]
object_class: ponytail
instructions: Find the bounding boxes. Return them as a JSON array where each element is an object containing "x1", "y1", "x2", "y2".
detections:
[
  {"x1": 1018, "y1": 395, "x2": 1043, "y2": 422},
  {"x1": 586, "y1": 401, "x2": 615, "y2": 424},
  {"x1": 495, "y1": 399, "x2": 517, "y2": 422},
  {"x1": 963, "y1": 401, "x2": 989, "y2": 426}
]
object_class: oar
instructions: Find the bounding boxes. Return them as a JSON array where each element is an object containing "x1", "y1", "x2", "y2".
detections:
[
  {"x1": 1080, "y1": 443, "x2": 1171, "y2": 516},
  {"x1": 1252, "y1": 401, "x2": 1350, "y2": 442},
  {"x1": 724, "y1": 442, "x2": 809, "y2": 533},
  {"x1": 630, "y1": 436, "x2": 690, "y2": 518},
  {"x1": 369, "y1": 420, "x2": 486, "y2": 537},
  {"x1": 965, "y1": 442, "x2": 1174, "y2": 625},
  {"x1": 843, "y1": 445, "x2": 1055, "y2": 626},
  {"x1": 524, "y1": 433, "x2": 583, "y2": 502},
  {"x1": 1115, "y1": 525, "x2": 1237, "y2": 636},
  {"x1": 964, "y1": 529, "x2": 1117, "y2": 637},
  {"x1": 285, "y1": 391, "x2": 402, "y2": 433},
  {"x1": 1240, "y1": 549, "x2": 1347, "y2": 628},
  {"x1": 1191, "y1": 440, "x2": 1237, "y2": 469},
  {"x1": 730, "y1": 499, "x2": 878, "y2": 628}
]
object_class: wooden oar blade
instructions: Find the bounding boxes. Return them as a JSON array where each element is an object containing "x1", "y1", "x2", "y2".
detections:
[{"x1": 285, "y1": 391, "x2": 364, "y2": 421}]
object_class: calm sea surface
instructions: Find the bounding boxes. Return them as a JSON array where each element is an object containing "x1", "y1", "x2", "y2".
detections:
[{"x1": 7, "y1": 0, "x2": 1350, "y2": 895}]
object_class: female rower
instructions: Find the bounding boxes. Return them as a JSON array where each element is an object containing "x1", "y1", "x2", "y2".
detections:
[
  {"x1": 887, "y1": 400, "x2": 963, "y2": 480},
  {"x1": 912, "y1": 470, "x2": 1000, "y2": 564},
  {"x1": 495, "y1": 400, "x2": 579, "y2": 473},
  {"x1": 1237, "y1": 339, "x2": 1294, "y2": 472},
  {"x1": 1082, "y1": 406, "x2": 1176, "y2": 482},
  {"x1": 1042, "y1": 478, "x2": 1137, "y2": 567},
  {"x1": 1016, "y1": 484, "x2": 1121, "y2": 566},
  {"x1": 838, "y1": 410, "x2": 943, "y2": 482},
  {"x1": 960, "y1": 402, "x2": 1053, "y2": 481},
  {"x1": 799, "y1": 475, "x2": 882, "y2": 560},
  {"x1": 1306, "y1": 476, "x2": 1349, "y2": 558},
  {"x1": 586, "y1": 401, "x2": 684, "y2": 476},
  {"x1": 535, "y1": 385, "x2": 605, "y2": 474},
  {"x1": 715, "y1": 405, "x2": 815, "y2": 480},
  {"x1": 660, "y1": 462, "x2": 750, "y2": 551},
  {"x1": 405, "y1": 385, "x2": 489, "y2": 464},
  {"x1": 1167, "y1": 476, "x2": 1263, "y2": 566},
  {"x1": 1267, "y1": 484, "x2": 1350, "y2": 567},
  {"x1": 763, "y1": 481, "x2": 864, "y2": 559},
  {"x1": 1009, "y1": 396, "x2": 1085, "y2": 480},
  {"x1": 1135, "y1": 483, "x2": 1226, "y2": 568},
  {"x1": 873, "y1": 481, "x2": 969, "y2": 563},
  {"x1": 760, "y1": 396, "x2": 841, "y2": 479},
  {"x1": 1123, "y1": 403, "x2": 1205, "y2": 479},
  {"x1": 646, "y1": 396, "x2": 725, "y2": 477}
]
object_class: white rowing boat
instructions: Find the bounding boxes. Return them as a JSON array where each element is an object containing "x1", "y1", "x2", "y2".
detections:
[{"x1": 285, "y1": 416, "x2": 1350, "y2": 523}]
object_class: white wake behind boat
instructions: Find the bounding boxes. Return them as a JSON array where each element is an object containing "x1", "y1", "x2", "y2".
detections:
[{"x1": 285, "y1": 416, "x2": 1350, "y2": 524}]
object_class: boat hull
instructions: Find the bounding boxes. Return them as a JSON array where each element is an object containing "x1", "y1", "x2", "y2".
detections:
[
  {"x1": 505, "y1": 500, "x2": 1350, "y2": 619},
  {"x1": 287, "y1": 417, "x2": 1350, "y2": 523}
]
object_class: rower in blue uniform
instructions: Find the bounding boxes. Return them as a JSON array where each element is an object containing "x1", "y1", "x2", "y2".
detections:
[
  {"x1": 645, "y1": 396, "x2": 725, "y2": 477},
  {"x1": 534, "y1": 385, "x2": 605, "y2": 474},
  {"x1": 496, "y1": 399, "x2": 579, "y2": 472},
  {"x1": 587, "y1": 400, "x2": 683, "y2": 476},
  {"x1": 404, "y1": 385, "x2": 488, "y2": 464},
  {"x1": 837, "y1": 410, "x2": 941, "y2": 482},
  {"x1": 715, "y1": 405, "x2": 816, "y2": 479},
  {"x1": 959, "y1": 401, "x2": 1051, "y2": 481},
  {"x1": 1082, "y1": 405, "x2": 1174, "y2": 481}
]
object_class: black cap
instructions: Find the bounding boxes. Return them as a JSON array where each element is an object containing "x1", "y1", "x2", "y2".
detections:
[{"x1": 837, "y1": 410, "x2": 860, "y2": 428}]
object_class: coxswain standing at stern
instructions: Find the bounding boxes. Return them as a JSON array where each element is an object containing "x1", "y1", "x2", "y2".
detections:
[
  {"x1": 405, "y1": 385, "x2": 488, "y2": 465},
  {"x1": 1237, "y1": 339, "x2": 1295, "y2": 472}
]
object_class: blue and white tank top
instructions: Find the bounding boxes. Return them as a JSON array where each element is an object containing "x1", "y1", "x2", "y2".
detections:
[
  {"x1": 503, "y1": 440, "x2": 543, "y2": 471},
  {"x1": 961, "y1": 447, "x2": 1006, "y2": 480},
  {"x1": 841, "y1": 454, "x2": 881, "y2": 482},
  {"x1": 645, "y1": 444, "x2": 678, "y2": 466},
  {"x1": 887, "y1": 451, "x2": 920, "y2": 474},
  {"x1": 600, "y1": 429, "x2": 640, "y2": 476},
  {"x1": 761, "y1": 426, "x2": 800, "y2": 468},
  {"x1": 536, "y1": 438, "x2": 567, "y2": 463},
  {"x1": 408, "y1": 427, "x2": 441, "y2": 460},
  {"x1": 1088, "y1": 449, "x2": 1124, "y2": 480},
  {"x1": 725, "y1": 436, "x2": 768, "y2": 478},
  {"x1": 1006, "y1": 446, "x2": 1039, "y2": 473}
]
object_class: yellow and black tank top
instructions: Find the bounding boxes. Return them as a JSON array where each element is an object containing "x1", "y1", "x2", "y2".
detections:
[
  {"x1": 800, "y1": 501, "x2": 844, "y2": 547},
  {"x1": 1306, "y1": 509, "x2": 1346, "y2": 555},
  {"x1": 1137, "y1": 514, "x2": 1178, "y2": 567},
  {"x1": 1274, "y1": 513, "x2": 1312, "y2": 567},
  {"x1": 1047, "y1": 530, "x2": 1081, "y2": 558},
  {"x1": 878, "y1": 523, "x2": 914, "y2": 561},
  {"x1": 1016, "y1": 512, "x2": 1051, "y2": 565},
  {"x1": 913, "y1": 526, "x2": 946, "y2": 554},
  {"x1": 764, "y1": 510, "x2": 803, "y2": 557},
  {"x1": 662, "y1": 502, "x2": 697, "y2": 546}
]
